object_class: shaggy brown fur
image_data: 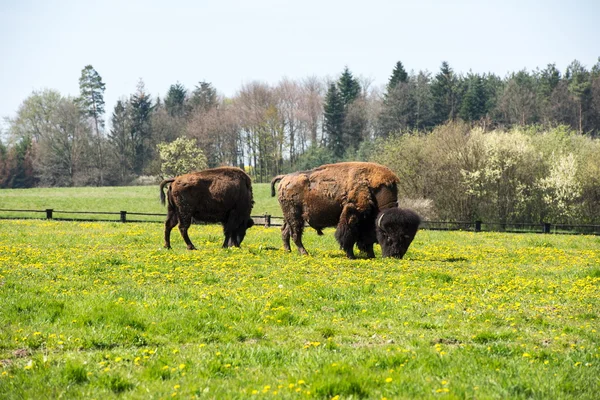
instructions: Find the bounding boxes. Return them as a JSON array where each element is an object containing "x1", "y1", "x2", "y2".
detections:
[
  {"x1": 271, "y1": 162, "x2": 401, "y2": 259},
  {"x1": 160, "y1": 167, "x2": 254, "y2": 250}
]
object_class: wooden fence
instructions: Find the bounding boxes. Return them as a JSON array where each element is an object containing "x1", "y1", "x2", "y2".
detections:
[{"x1": 0, "y1": 208, "x2": 599, "y2": 235}]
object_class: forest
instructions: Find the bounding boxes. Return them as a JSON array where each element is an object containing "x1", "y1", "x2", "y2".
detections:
[{"x1": 1, "y1": 60, "x2": 599, "y2": 224}]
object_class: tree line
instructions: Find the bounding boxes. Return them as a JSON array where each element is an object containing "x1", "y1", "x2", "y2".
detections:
[{"x1": 1, "y1": 59, "x2": 599, "y2": 193}]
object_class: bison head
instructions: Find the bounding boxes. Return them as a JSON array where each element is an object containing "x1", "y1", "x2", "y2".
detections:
[{"x1": 375, "y1": 208, "x2": 421, "y2": 258}]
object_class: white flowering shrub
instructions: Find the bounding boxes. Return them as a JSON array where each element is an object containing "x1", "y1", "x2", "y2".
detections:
[
  {"x1": 539, "y1": 153, "x2": 582, "y2": 223},
  {"x1": 157, "y1": 137, "x2": 208, "y2": 178},
  {"x1": 461, "y1": 129, "x2": 543, "y2": 223}
]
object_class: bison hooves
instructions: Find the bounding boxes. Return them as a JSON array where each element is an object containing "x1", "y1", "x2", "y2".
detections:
[{"x1": 187, "y1": 246, "x2": 197, "y2": 251}]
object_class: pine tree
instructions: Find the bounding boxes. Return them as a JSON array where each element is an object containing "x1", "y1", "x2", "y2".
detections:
[
  {"x1": 386, "y1": 61, "x2": 409, "y2": 93},
  {"x1": 129, "y1": 80, "x2": 154, "y2": 175},
  {"x1": 431, "y1": 61, "x2": 459, "y2": 124},
  {"x1": 337, "y1": 67, "x2": 363, "y2": 152},
  {"x1": 323, "y1": 83, "x2": 345, "y2": 159},
  {"x1": 164, "y1": 83, "x2": 187, "y2": 117},
  {"x1": 78, "y1": 65, "x2": 106, "y2": 184},
  {"x1": 9, "y1": 137, "x2": 36, "y2": 188},
  {"x1": 190, "y1": 81, "x2": 218, "y2": 112},
  {"x1": 414, "y1": 70, "x2": 435, "y2": 130},
  {"x1": 459, "y1": 73, "x2": 487, "y2": 121},
  {"x1": 337, "y1": 66, "x2": 361, "y2": 106},
  {"x1": 378, "y1": 81, "x2": 416, "y2": 136},
  {"x1": 108, "y1": 100, "x2": 134, "y2": 184},
  {"x1": 78, "y1": 65, "x2": 106, "y2": 132}
]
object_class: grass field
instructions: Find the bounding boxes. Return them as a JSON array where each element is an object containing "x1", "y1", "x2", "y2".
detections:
[
  {"x1": 0, "y1": 211, "x2": 600, "y2": 399},
  {"x1": 0, "y1": 208, "x2": 599, "y2": 398},
  {"x1": 0, "y1": 183, "x2": 283, "y2": 222}
]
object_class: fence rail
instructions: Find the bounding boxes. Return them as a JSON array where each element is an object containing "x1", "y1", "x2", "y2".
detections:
[{"x1": 0, "y1": 208, "x2": 599, "y2": 235}]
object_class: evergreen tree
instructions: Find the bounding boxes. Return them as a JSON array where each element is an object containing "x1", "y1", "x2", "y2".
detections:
[
  {"x1": 537, "y1": 64, "x2": 561, "y2": 124},
  {"x1": 459, "y1": 73, "x2": 487, "y2": 121},
  {"x1": 164, "y1": 82, "x2": 187, "y2": 117},
  {"x1": 538, "y1": 63, "x2": 561, "y2": 97},
  {"x1": 482, "y1": 73, "x2": 504, "y2": 123},
  {"x1": 190, "y1": 81, "x2": 218, "y2": 112},
  {"x1": 337, "y1": 66, "x2": 361, "y2": 106},
  {"x1": 108, "y1": 100, "x2": 134, "y2": 184},
  {"x1": 129, "y1": 80, "x2": 154, "y2": 175},
  {"x1": 378, "y1": 81, "x2": 416, "y2": 136},
  {"x1": 498, "y1": 70, "x2": 539, "y2": 126},
  {"x1": 337, "y1": 67, "x2": 364, "y2": 152},
  {"x1": 78, "y1": 65, "x2": 106, "y2": 132},
  {"x1": 431, "y1": 61, "x2": 459, "y2": 124},
  {"x1": 386, "y1": 61, "x2": 409, "y2": 93},
  {"x1": 414, "y1": 70, "x2": 435, "y2": 129},
  {"x1": 78, "y1": 65, "x2": 106, "y2": 185},
  {"x1": 323, "y1": 83, "x2": 345, "y2": 159},
  {"x1": 8, "y1": 137, "x2": 35, "y2": 188}
]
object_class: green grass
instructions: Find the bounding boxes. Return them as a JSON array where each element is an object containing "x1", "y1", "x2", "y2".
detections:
[
  {"x1": 0, "y1": 183, "x2": 282, "y2": 222},
  {"x1": 0, "y1": 217, "x2": 599, "y2": 399}
]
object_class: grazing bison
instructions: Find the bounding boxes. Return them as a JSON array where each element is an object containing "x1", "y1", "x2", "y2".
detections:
[
  {"x1": 271, "y1": 162, "x2": 420, "y2": 259},
  {"x1": 159, "y1": 167, "x2": 254, "y2": 250}
]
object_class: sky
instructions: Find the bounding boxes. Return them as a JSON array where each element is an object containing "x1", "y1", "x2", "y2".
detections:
[{"x1": 1, "y1": 0, "x2": 599, "y2": 131}]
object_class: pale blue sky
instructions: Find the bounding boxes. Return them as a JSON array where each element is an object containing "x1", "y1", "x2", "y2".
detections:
[{"x1": 1, "y1": 0, "x2": 599, "y2": 129}]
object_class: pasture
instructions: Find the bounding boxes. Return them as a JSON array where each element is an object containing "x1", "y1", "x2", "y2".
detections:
[
  {"x1": 0, "y1": 183, "x2": 282, "y2": 221},
  {"x1": 0, "y1": 186, "x2": 599, "y2": 399}
]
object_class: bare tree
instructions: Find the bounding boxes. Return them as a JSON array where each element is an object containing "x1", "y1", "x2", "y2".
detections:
[
  {"x1": 276, "y1": 78, "x2": 302, "y2": 166},
  {"x1": 234, "y1": 82, "x2": 284, "y2": 181},
  {"x1": 187, "y1": 99, "x2": 241, "y2": 168},
  {"x1": 34, "y1": 98, "x2": 93, "y2": 186},
  {"x1": 300, "y1": 76, "x2": 324, "y2": 148}
]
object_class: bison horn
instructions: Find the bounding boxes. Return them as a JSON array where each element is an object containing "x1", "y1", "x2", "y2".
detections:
[{"x1": 376, "y1": 212, "x2": 385, "y2": 230}]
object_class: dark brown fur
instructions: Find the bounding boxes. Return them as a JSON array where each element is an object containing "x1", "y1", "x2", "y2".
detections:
[
  {"x1": 160, "y1": 167, "x2": 254, "y2": 250},
  {"x1": 271, "y1": 162, "x2": 401, "y2": 259}
]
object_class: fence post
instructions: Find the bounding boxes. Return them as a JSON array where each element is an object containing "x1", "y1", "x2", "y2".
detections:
[
  {"x1": 543, "y1": 222, "x2": 551, "y2": 234},
  {"x1": 475, "y1": 220, "x2": 482, "y2": 232},
  {"x1": 46, "y1": 209, "x2": 53, "y2": 219},
  {"x1": 120, "y1": 211, "x2": 127, "y2": 223},
  {"x1": 264, "y1": 213, "x2": 271, "y2": 228}
]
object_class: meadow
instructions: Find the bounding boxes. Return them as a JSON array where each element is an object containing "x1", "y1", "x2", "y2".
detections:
[
  {"x1": 0, "y1": 183, "x2": 283, "y2": 222},
  {"x1": 0, "y1": 186, "x2": 599, "y2": 399}
]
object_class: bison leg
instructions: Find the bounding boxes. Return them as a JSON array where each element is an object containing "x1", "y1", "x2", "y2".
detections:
[
  {"x1": 222, "y1": 233, "x2": 232, "y2": 248},
  {"x1": 290, "y1": 223, "x2": 308, "y2": 255},
  {"x1": 335, "y1": 204, "x2": 359, "y2": 259},
  {"x1": 164, "y1": 207, "x2": 179, "y2": 249},
  {"x1": 356, "y1": 221, "x2": 377, "y2": 259},
  {"x1": 280, "y1": 203, "x2": 308, "y2": 255},
  {"x1": 357, "y1": 240, "x2": 376, "y2": 259},
  {"x1": 222, "y1": 211, "x2": 242, "y2": 248},
  {"x1": 177, "y1": 213, "x2": 196, "y2": 250},
  {"x1": 281, "y1": 222, "x2": 292, "y2": 252}
]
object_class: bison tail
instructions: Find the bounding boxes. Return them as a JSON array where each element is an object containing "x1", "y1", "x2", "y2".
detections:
[
  {"x1": 270, "y1": 175, "x2": 285, "y2": 197},
  {"x1": 159, "y1": 178, "x2": 175, "y2": 206}
]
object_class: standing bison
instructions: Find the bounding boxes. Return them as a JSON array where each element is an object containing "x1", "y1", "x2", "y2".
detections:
[
  {"x1": 271, "y1": 162, "x2": 420, "y2": 259},
  {"x1": 159, "y1": 167, "x2": 254, "y2": 250}
]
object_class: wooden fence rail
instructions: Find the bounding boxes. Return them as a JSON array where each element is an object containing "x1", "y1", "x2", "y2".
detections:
[{"x1": 0, "y1": 208, "x2": 599, "y2": 235}]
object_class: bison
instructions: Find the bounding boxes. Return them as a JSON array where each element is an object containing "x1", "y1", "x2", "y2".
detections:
[
  {"x1": 159, "y1": 167, "x2": 254, "y2": 250},
  {"x1": 271, "y1": 162, "x2": 420, "y2": 259}
]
